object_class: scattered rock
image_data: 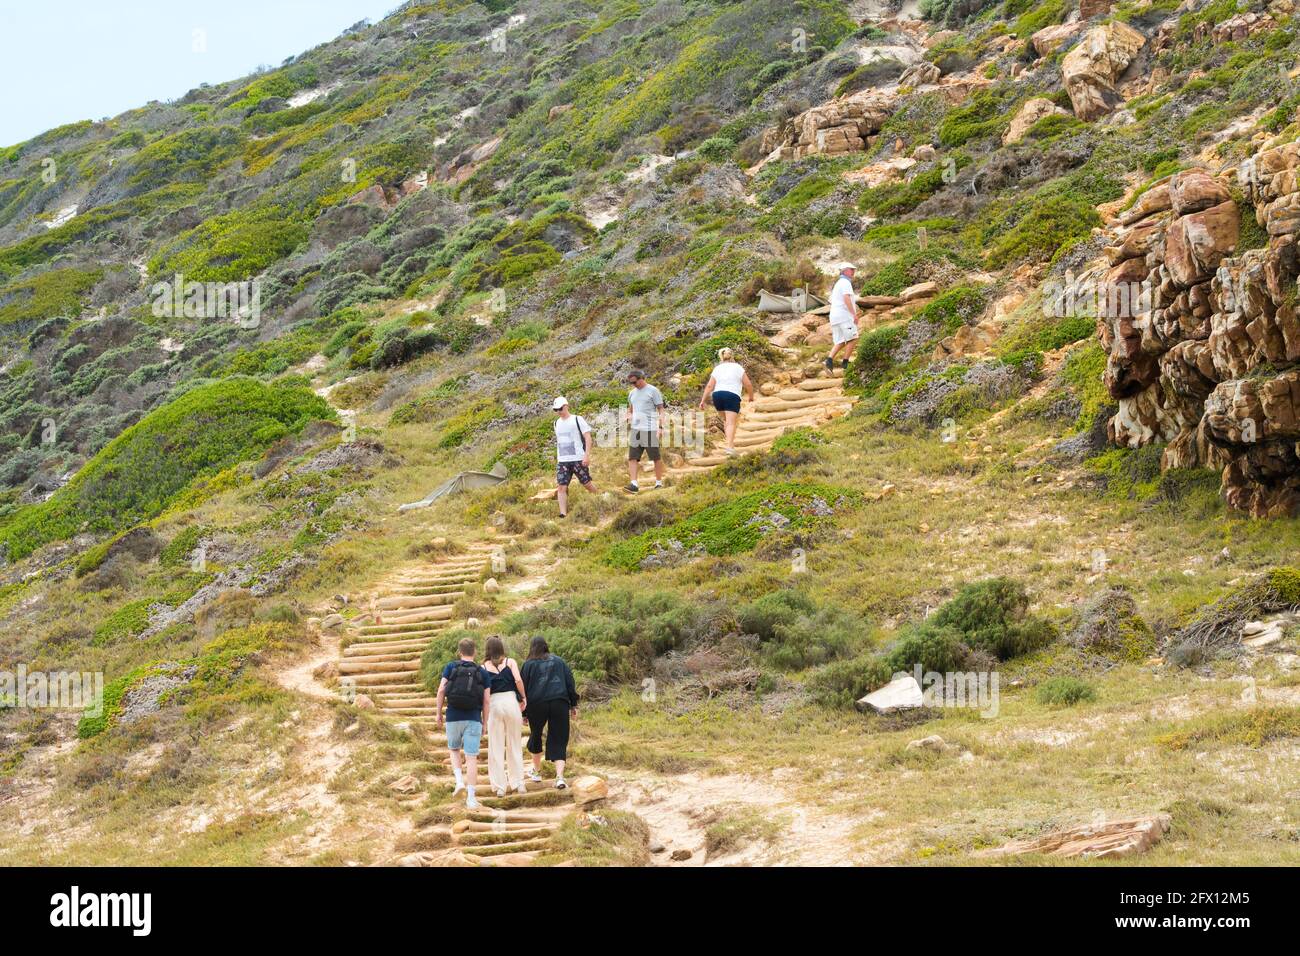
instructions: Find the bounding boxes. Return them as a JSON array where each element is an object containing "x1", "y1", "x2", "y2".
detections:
[
  {"x1": 670, "y1": 848, "x2": 693, "y2": 861},
  {"x1": 483, "y1": 577, "x2": 500, "y2": 594},
  {"x1": 906, "y1": 734, "x2": 956, "y2": 754},
  {"x1": 572, "y1": 775, "x2": 609, "y2": 806},
  {"x1": 389, "y1": 774, "x2": 420, "y2": 794},
  {"x1": 1003, "y1": 97, "x2": 1069, "y2": 145},
  {"x1": 354, "y1": 694, "x2": 375, "y2": 711},
  {"x1": 977, "y1": 814, "x2": 1171, "y2": 859},
  {"x1": 856, "y1": 673, "x2": 923, "y2": 714}
]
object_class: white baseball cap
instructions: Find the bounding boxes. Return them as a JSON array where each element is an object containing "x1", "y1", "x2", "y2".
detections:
[
  {"x1": 551, "y1": 396, "x2": 568, "y2": 410},
  {"x1": 838, "y1": 261, "x2": 857, "y2": 272}
]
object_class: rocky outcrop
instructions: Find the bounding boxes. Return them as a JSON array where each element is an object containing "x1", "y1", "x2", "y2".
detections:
[
  {"x1": 1003, "y1": 97, "x2": 1069, "y2": 145},
  {"x1": 757, "y1": 90, "x2": 894, "y2": 164},
  {"x1": 1061, "y1": 21, "x2": 1145, "y2": 121},
  {"x1": 1095, "y1": 146, "x2": 1300, "y2": 516}
]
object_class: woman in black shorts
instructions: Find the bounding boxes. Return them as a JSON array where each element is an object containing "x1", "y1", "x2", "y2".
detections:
[
  {"x1": 520, "y1": 636, "x2": 579, "y2": 789},
  {"x1": 698, "y1": 347, "x2": 755, "y2": 455}
]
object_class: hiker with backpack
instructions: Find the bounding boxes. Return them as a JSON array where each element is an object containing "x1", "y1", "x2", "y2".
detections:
[
  {"x1": 625, "y1": 369, "x2": 666, "y2": 493},
  {"x1": 435, "y1": 637, "x2": 492, "y2": 809},
  {"x1": 552, "y1": 396, "x2": 597, "y2": 518},
  {"x1": 698, "y1": 347, "x2": 754, "y2": 456},
  {"x1": 520, "y1": 636, "x2": 579, "y2": 790},
  {"x1": 825, "y1": 262, "x2": 860, "y2": 373},
  {"x1": 482, "y1": 636, "x2": 528, "y2": 798}
]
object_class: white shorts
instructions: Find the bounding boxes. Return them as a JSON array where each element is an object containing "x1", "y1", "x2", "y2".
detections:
[{"x1": 831, "y1": 322, "x2": 860, "y2": 346}]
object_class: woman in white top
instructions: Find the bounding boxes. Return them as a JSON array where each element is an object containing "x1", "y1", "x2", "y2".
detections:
[{"x1": 698, "y1": 347, "x2": 754, "y2": 455}]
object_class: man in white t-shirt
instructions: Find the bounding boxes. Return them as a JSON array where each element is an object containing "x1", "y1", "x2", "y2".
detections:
[
  {"x1": 552, "y1": 396, "x2": 597, "y2": 518},
  {"x1": 825, "y1": 262, "x2": 860, "y2": 373}
]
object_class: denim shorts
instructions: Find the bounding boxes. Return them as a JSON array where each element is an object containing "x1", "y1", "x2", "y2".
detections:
[{"x1": 445, "y1": 719, "x2": 482, "y2": 755}]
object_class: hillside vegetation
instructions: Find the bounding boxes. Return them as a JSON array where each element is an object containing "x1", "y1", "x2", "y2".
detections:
[{"x1": 2, "y1": 0, "x2": 1299, "y2": 866}]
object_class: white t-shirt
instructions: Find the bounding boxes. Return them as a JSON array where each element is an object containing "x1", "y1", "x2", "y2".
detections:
[
  {"x1": 554, "y1": 414, "x2": 591, "y2": 462},
  {"x1": 710, "y1": 361, "x2": 745, "y2": 396},
  {"x1": 828, "y1": 275, "x2": 857, "y2": 326}
]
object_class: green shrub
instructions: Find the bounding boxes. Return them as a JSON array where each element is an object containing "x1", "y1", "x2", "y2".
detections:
[
  {"x1": 929, "y1": 577, "x2": 1055, "y2": 659},
  {"x1": 736, "y1": 590, "x2": 865, "y2": 669},
  {"x1": 806, "y1": 654, "x2": 893, "y2": 708},
  {"x1": 502, "y1": 589, "x2": 728, "y2": 685},
  {"x1": 0, "y1": 378, "x2": 331, "y2": 561},
  {"x1": 1035, "y1": 676, "x2": 1096, "y2": 706},
  {"x1": 847, "y1": 324, "x2": 906, "y2": 389},
  {"x1": 604, "y1": 482, "x2": 859, "y2": 570},
  {"x1": 885, "y1": 623, "x2": 970, "y2": 673}
]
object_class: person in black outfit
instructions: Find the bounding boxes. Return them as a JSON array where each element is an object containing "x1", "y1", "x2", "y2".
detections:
[{"x1": 520, "y1": 636, "x2": 579, "y2": 789}]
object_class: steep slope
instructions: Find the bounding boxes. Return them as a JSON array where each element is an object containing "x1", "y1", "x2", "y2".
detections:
[{"x1": 3, "y1": 0, "x2": 1300, "y2": 866}]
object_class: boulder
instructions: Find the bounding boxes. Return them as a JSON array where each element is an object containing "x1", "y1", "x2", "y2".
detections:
[
  {"x1": 354, "y1": 694, "x2": 375, "y2": 711},
  {"x1": 483, "y1": 577, "x2": 500, "y2": 594},
  {"x1": 856, "y1": 673, "x2": 923, "y2": 713},
  {"x1": 1003, "y1": 97, "x2": 1070, "y2": 145},
  {"x1": 1061, "y1": 21, "x2": 1146, "y2": 121},
  {"x1": 1163, "y1": 201, "x2": 1240, "y2": 288},
  {"x1": 1169, "y1": 169, "x2": 1232, "y2": 216},
  {"x1": 1031, "y1": 21, "x2": 1085, "y2": 58},
  {"x1": 572, "y1": 775, "x2": 609, "y2": 806},
  {"x1": 901, "y1": 281, "x2": 938, "y2": 302}
]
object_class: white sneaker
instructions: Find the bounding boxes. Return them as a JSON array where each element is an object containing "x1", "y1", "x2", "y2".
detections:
[
  {"x1": 494, "y1": 787, "x2": 506, "y2": 798},
  {"x1": 654, "y1": 480, "x2": 664, "y2": 489},
  {"x1": 527, "y1": 769, "x2": 542, "y2": 783},
  {"x1": 516, "y1": 784, "x2": 528, "y2": 795},
  {"x1": 465, "y1": 793, "x2": 481, "y2": 810},
  {"x1": 555, "y1": 778, "x2": 568, "y2": 790},
  {"x1": 452, "y1": 782, "x2": 465, "y2": 798}
]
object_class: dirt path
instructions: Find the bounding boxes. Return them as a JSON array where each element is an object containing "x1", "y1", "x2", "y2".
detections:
[{"x1": 605, "y1": 769, "x2": 893, "y2": 866}]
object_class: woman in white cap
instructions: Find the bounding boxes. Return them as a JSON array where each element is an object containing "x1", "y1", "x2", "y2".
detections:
[
  {"x1": 698, "y1": 347, "x2": 753, "y2": 455},
  {"x1": 826, "y1": 262, "x2": 860, "y2": 373},
  {"x1": 551, "y1": 396, "x2": 597, "y2": 517}
]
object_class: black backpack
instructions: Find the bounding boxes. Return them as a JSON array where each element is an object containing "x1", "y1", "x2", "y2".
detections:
[{"x1": 446, "y1": 660, "x2": 485, "y2": 711}]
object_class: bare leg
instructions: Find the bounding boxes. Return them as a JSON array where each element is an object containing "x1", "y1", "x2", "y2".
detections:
[
  {"x1": 582, "y1": 480, "x2": 598, "y2": 494},
  {"x1": 841, "y1": 339, "x2": 857, "y2": 363},
  {"x1": 724, "y1": 410, "x2": 739, "y2": 448},
  {"x1": 557, "y1": 484, "x2": 568, "y2": 515},
  {"x1": 532, "y1": 751, "x2": 543, "y2": 774},
  {"x1": 449, "y1": 748, "x2": 463, "y2": 783},
  {"x1": 627, "y1": 457, "x2": 638, "y2": 485},
  {"x1": 554, "y1": 759, "x2": 565, "y2": 783},
  {"x1": 465, "y1": 752, "x2": 478, "y2": 790},
  {"x1": 653, "y1": 457, "x2": 665, "y2": 481}
]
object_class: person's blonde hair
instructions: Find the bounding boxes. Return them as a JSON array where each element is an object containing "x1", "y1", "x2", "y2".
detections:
[{"x1": 717, "y1": 347, "x2": 734, "y2": 361}]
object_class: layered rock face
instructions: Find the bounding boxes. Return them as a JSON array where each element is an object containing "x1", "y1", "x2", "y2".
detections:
[
  {"x1": 758, "y1": 90, "x2": 894, "y2": 162},
  {"x1": 1095, "y1": 151, "x2": 1300, "y2": 516}
]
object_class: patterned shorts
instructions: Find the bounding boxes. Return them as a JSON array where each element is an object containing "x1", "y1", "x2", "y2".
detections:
[{"x1": 556, "y1": 460, "x2": 592, "y2": 486}]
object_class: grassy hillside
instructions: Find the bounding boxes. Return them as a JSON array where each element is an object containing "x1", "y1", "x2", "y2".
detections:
[{"x1": 2, "y1": 0, "x2": 1300, "y2": 866}]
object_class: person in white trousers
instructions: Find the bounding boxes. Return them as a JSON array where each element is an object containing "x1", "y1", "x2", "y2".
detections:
[{"x1": 482, "y1": 636, "x2": 528, "y2": 797}]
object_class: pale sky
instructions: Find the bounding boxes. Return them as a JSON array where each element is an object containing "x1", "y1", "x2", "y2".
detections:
[{"x1": 0, "y1": 0, "x2": 401, "y2": 147}]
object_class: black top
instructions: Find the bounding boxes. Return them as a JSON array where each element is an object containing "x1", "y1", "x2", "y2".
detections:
[
  {"x1": 520, "y1": 654, "x2": 579, "y2": 708},
  {"x1": 483, "y1": 660, "x2": 519, "y2": 696}
]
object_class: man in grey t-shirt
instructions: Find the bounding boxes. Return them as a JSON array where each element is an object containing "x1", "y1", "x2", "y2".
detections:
[{"x1": 626, "y1": 370, "x2": 665, "y2": 492}]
